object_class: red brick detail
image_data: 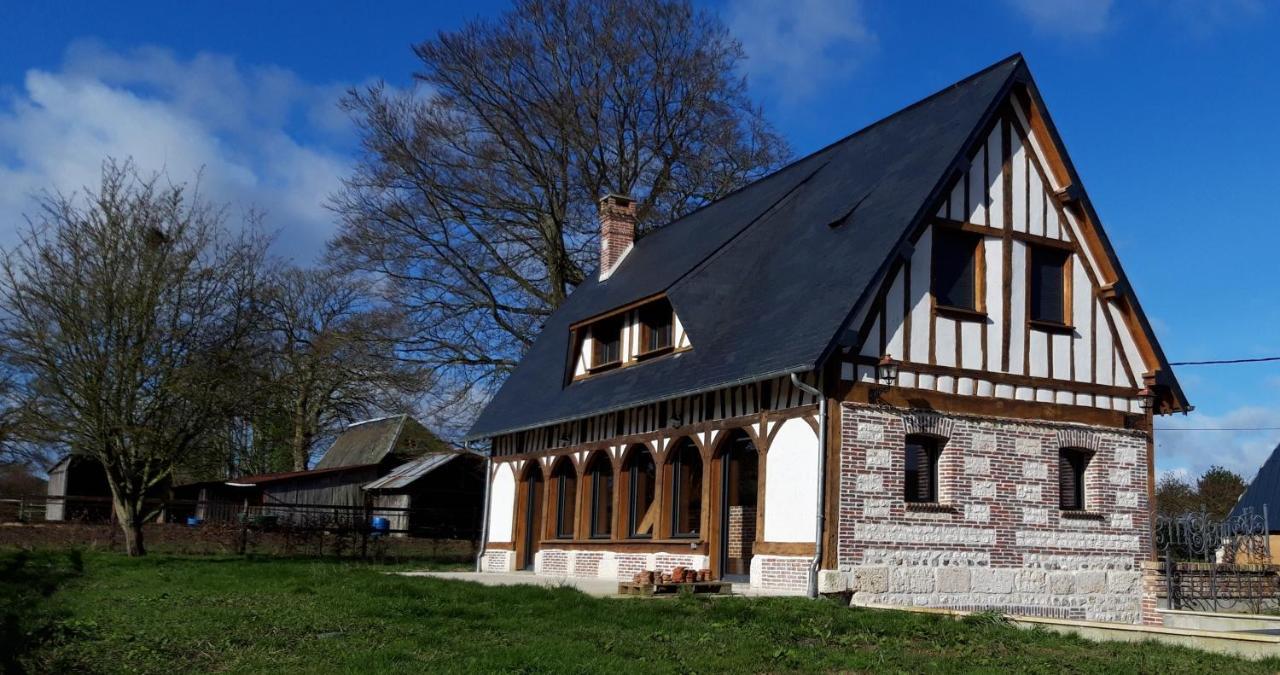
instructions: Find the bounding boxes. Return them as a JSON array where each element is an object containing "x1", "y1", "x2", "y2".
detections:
[{"x1": 598, "y1": 194, "x2": 636, "y2": 277}]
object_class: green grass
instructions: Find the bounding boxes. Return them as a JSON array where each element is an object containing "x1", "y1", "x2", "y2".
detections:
[{"x1": 4, "y1": 550, "x2": 1278, "y2": 674}]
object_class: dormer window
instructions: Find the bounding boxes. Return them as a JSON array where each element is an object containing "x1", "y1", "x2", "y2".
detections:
[
  {"x1": 591, "y1": 316, "x2": 623, "y2": 369},
  {"x1": 638, "y1": 299, "x2": 673, "y2": 356}
]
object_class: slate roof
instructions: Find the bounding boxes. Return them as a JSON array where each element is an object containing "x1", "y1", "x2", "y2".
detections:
[
  {"x1": 466, "y1": 54, "x2": 1186, "y2": 441},
  {"x1": 1230, "y1": 441, "x2": 1280, "y2": 530},
  {"x1": 314, "y1": 415, "x2": 410, "y2": 470}
]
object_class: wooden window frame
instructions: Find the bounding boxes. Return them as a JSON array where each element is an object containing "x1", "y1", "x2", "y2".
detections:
[
  {"x1": 551, "y1": 460, "x2": 577, "y2": 540},
  {"x1": 637, "y1": 301, "x2": 674, "y2": 359},
  {"x1": 589, "y1": 317, "x2": 623, "y2": 371},
  {"x1": 625, "y1": 448, "x2": 657, "y2": 539},
  {"x1": 587, "y1": 454, "x2": 613, "y2": 539},
  {"x1": 669, "y1": 441, "x2": 702, "y2": 538},
  {"x1": 931, "y1": 225, "x2": 986, "y2": 316},
  {"x1": 1028, "y1": 244, "x2": 1073, "y2": 331},
  {"x1": 904, "y1": 435, "x2": 942, "y2": 504}
]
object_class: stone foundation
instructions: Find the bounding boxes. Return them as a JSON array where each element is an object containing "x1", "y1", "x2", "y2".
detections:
[
  {"x1": 479, "y1": 549, "x2": 515, "y2": 572},
  {"x1": 480, "y1": 548, "x2": 809, "y2": 593}
]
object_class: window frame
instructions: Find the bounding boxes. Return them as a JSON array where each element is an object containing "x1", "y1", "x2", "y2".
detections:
[
  {"x1": 551, "y1": 459, "x2": 577, "y2": 540},
  {"x1": 931, "y1": 226, "x2": 985, "y2": 314},
  {"x1": 625, "y1": 448, "x2": 656, "y2": 539},
  {"x1": 1058, "y1": 447, "x2": 1091, "y2": 511},
  {"x1": 586, "y1": 453, "x2": 613, "y2": 539},
  {"x1": 1029, "y1": 244, "x2": 1072, "y2": 327},
  {"x1": 903, "y1": 435, "x2": 942, "y2": 504},
  {"x1": 637, "y1": 301, "x2": 674, "y2": 357},
  {"x1": 590, "y1": 316, "x2": 623, "y2": 370},
  {"x1": 669, "y1": 440, "x2": 703, "y2": 538}
]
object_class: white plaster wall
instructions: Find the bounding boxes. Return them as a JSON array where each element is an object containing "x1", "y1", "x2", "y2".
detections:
[
  {"x1": 764, "y1": 419, "x2": 820, "y2": 542},
  {"x1": 487, "y1": 462, "x2": 516, "y2": 543}
]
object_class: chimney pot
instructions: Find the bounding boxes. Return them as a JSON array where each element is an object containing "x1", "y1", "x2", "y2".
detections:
[{"x1": 598, "y1": 193, "x2": 636, "y2": 280}]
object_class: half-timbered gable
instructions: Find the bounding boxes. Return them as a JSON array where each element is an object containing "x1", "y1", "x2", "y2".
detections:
[
  {"x1": 468, "y1": 54, "x2": 1187, "y2": 624},
  {"x1": 843, "y1": 95, "x2": 1162, "y2": 416}
]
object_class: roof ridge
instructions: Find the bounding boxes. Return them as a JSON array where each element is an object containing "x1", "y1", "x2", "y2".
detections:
[{"x1": 613, "y1": 54, "x2": 1025, "y2": 275}]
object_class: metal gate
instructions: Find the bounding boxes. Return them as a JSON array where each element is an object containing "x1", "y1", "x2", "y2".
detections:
[{"x1": 1154, "y1": 507, "x2": 1276, "y2": 612}]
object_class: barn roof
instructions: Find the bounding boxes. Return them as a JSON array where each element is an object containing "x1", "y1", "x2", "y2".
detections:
[
  {"x1": 314, "y1": 415, "x2": 410, "y2": 470},
  {"x1": 1230, "y1": 440, "x2": 1280, "y2": 530},
  {"x1": 466, "y1": 53, "x2": 1187, "y2": 441},
  {"x1": 227, "y1": 463, "x2": 379, "y2": 486},
  {"x1": 363, "y1": 450, "x2": 483, "y2": 491}
]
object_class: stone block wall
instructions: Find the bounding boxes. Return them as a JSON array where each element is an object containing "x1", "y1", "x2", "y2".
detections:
[{"x1": 837, "y1": 402, "x2": 1152, "y2": 624}]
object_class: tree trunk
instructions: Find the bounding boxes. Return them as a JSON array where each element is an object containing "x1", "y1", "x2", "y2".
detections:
[
  {"x1": 291, "y1": 398, "x2": 311, "y2": 471},
  {"x1": 112, "y1": 496, "x2": 146, "y2": 557}
]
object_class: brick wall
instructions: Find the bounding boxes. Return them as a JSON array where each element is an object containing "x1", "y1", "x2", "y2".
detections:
[
  {"x1": 838, "y1": 403, "x2": 1151, "y2": 624},
  {"x1": 480, "y1": 549, "x2": 513, "y2": 573},
  {"x1": 753, "y1": 555, "x2": 810, "y2": 593},
  {"x1": 727, "y1": 506, "x2": 756, "y2": 559}
]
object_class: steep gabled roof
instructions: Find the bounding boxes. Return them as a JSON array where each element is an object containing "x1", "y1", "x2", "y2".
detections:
[
  {"x1": 466, "y1": 54, "x2": 1185, "y2": 440},
  {"x1": 315, "y1": 414, "x2": 430, "y2": 470},
  {"x1": 1230, "y1": 441, "x2": 1280, "y2": 529}
]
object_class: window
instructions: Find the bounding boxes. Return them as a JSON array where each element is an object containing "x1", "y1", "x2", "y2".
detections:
[
  {"x1": 904, "y1": 436, "x2": 941, "y2": 503},
  {"x1": 591, "y1": 317, "x2": 622, "y2": 368},
  {"x1": 625, "y1": 447, "x2": 656, "y2": 538},
  {"x1": 551, "y1": 458, "x2": 577, "y2": 539},
  {"x1": 1031, "y1": 246, "x2": 1070, "y2": 324},
  {"x1": 932, "y1": 228, "x2": 982, "y2": 311},
  {"x1": 639, "y1": 300, "x2": 673, "y2": 355},
  {"x1": 669, "y1": 440, "x2": 702, "y2": 537},
  {"x1": 587, "y1": 453, "x2": 613, "y2": 538},
  {"x1": 1059, "y1": 448, "x2": 1090, "y2": 511}
]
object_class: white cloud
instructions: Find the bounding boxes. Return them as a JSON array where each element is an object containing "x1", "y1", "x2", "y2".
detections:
[
  {"x1": 1155, "y1": 406, "x2": 1280, "y2": 482},
  {"x1": 0, "y1": 41, "x2": 354, "y2": 262},
  {"x1": 1004, "y1": 0, "x2": 1114, "y2": 37},
  {"x1": 726, "y1": 0, "x2": 876, "y2": 102}
]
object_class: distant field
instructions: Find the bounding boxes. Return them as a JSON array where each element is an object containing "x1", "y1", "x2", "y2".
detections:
[{"x1": 4, "y1": 550, "x2": 1277, "y2": 674}]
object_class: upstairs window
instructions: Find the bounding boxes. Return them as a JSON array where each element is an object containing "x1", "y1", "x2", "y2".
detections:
[
  {"x1": 904, "y1": 435, "x2": 941, "y2": 503},
  {"x1": 591, "y1": 316, "x2": 622, "y2": 369},
  {"x1": 932, "y1": 227, "x2": 982, "y2": 311},
  {"x1": 638, "y1": 300, "x2": 674, "y2": 355},
  {"x1": 1031, "y1": 246, "x2": 1070, "y2": 325},
  {"x1": 1059, "y1": 448, "x2": 1091, "y2": 511}
]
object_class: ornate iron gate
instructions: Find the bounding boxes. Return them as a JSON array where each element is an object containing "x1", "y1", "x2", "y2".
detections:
[{"x1": 1154, "y1": 507, "x2": 1276, "y2": 612}]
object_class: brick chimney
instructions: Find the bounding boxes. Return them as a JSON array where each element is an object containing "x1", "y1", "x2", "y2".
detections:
[{"x1": 598, "y1": 193, "x2": 636, "y2": 280}]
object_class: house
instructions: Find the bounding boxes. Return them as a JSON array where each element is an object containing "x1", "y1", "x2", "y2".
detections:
[
  {"x1": 1229, "y1": 440, "x2": 1280, "y2": 557},
  {"x1": 466, "y1": 54, "x2": 1188, "y2": 625}
]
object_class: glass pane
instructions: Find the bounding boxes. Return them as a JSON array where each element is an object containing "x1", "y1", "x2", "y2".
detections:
[
  {"x1": 673, "y1": 445, "x2": 702, "y2": 536},
  {"x1": 933, "y1": 230, "x2": 976, "y2": 309},
  {"x1": 590, "y1": 463, "x2": 612, "y2": 537},
  {"x1": 1031, "y1": 248, "x2": 1067, "y2": 323},
  {"x1": 629, "y1": 451, "x2": 656, "y2": 537}
]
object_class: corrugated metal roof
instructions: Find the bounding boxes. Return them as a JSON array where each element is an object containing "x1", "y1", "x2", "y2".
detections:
[
  {"x1": 228, "y1": 463, "x2": 380, "y2": 485},
  {"x1": 363, "y1": 452, "x2": 477, "y2": 491}
]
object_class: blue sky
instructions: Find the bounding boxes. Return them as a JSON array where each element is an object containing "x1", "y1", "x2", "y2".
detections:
[{"x1": 1, "y1": 0, "x2": 1278, "y2": 479}]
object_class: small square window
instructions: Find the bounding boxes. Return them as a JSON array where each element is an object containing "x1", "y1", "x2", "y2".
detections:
[
  {"x1": 639, "y1": 301, "x2": 673, "y2": 354},
  {"x1": 932, "y1": 228, "x2": 981, "y2": 310},
  {"x1": 591, "y1": 317, "x2": 622, "y2": 368}
]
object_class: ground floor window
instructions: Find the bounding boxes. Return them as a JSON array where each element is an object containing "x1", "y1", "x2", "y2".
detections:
[
  {"x1": 669, "y1": 439, "x2": 702, "y2": 537},
  {"x1": 587, "y1": 452, "x2": 613, "y2": 538},
  {"x1": 1059, "y1": 448, "x2": 1091, "y2": 511},
  {"x1": 551, "y1": 458, "x2": 577, "y2": 539},
  {"x1": 904, "y1": 435, "x2": 941, "y2": 503},
  {"x1": 625, "y1": 446, "x2": 656, "y2": 538}
]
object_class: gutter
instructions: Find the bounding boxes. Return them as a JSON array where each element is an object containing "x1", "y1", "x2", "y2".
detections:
[
  {"x1": 473, "y1": 442, "x2": 492, "y2": 573},
  {"x1": 789, "y1": 371, "x2": 827, "y2": 599}
]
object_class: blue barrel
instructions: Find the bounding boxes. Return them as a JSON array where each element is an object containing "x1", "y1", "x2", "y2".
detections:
[
  {"x1": 371, "y1": 516, "x2": 390, "y2": 533},
  {"x1": 186, "y1": 516, "x2": 202, "y2": 527}
]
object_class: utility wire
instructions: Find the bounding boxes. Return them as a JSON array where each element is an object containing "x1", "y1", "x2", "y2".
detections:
[
  {"x1": 1154, "y1": 427, "x2": 1280, "y2": 432},
  {"x1": 1169, "y1": 356, "x2": 1280, "y2": 366}
]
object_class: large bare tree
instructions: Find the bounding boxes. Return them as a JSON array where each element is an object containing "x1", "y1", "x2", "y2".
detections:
[
  {"x1": 261, "y1": 266, "x2": 430, "y2": 470},
  {"x1": 331, "y1": 0, "x2": 788, "y2": 428},
  {"x1": 0, "y1": 161, "x2": 264, "y2": 555}
]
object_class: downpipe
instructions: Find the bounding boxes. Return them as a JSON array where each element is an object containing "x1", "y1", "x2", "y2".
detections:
[
  {"x1": 474, "y1": 444, "x2": 492, "y2": 573},
  {"x1": 790, "y1": 372, "x2": 827, "y2": 599}
]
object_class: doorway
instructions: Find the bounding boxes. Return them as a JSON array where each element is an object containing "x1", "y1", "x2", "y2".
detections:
[
  {"x1": 716, "y1": 431, "x2": 758, "y2": 582},
  {"x1": 517, "y1": 465, "x2": 544, "y2": 571}
]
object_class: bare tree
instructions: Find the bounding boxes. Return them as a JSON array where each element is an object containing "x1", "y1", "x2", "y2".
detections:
[
  {"x1": 331, "y1": 0, "x2": 788, "y2": 428},
  {"x1": 0, "y1": 161, "x2": 264, "y2": 555},
  {"x1": 261, "y1": 266, "x2": 430, "y2": 470}
]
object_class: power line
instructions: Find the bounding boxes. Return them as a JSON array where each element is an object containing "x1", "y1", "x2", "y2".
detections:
[
  {"x1": 1169, "y1": 356, "x2": 1280, "y2": 366},
  {"x1": 1154, "y1": 427, "x2": 1280, "y2": 432}
]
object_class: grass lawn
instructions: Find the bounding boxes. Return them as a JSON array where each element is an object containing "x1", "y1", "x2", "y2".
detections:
[{"x1": 4, "y1": 550, "x2": 1278, "y2": 673}]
